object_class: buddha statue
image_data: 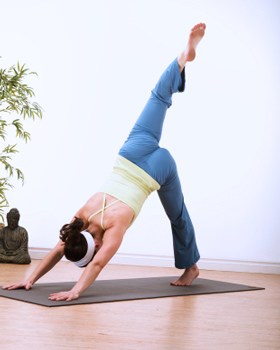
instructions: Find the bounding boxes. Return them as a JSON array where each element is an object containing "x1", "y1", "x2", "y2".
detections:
[{"x1": 0, "y1": 208, "x2": 31, "y2": 264}]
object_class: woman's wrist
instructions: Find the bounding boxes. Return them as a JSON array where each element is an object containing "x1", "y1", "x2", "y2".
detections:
[
  {"x1": 26, "y1": 279, "x2": 34, "y2": 286},
  {"x1": 26, "y1": 275, "x2": 36, "y2": 286},
  {"x1": 71, "y1": 285, "x2": 83, "y2": 296}
]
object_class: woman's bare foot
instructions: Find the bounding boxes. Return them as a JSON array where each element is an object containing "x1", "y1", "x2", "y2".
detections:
[
  {"x1": 170, "y1": 264, "x2": 199, "y2": 286},
  {"x1": 177, "y1": 23, "x2": 206, "y2": 71}
]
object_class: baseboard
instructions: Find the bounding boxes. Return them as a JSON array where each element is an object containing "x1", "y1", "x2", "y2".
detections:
[{"x1": 29, "y1": 248, "x2": 280, "y2": 275}]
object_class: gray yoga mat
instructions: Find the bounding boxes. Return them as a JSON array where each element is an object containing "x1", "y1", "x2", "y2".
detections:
[{"x1": 0, "y1": 277, "x2": 264, "y2": 307}]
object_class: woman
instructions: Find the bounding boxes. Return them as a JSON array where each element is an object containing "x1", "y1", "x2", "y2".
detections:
[{"x1": 2, "y1": 23, "x2": 206, "y2": 302}]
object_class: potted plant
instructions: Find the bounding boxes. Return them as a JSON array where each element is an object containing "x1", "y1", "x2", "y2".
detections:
[{"x1": 0, "y1": 60, "x2": 43, "y2": 225}]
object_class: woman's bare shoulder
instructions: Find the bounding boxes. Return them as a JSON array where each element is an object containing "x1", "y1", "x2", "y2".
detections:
[{"x1": 74, "y1": 193, "x2": 103, "y2": 224}]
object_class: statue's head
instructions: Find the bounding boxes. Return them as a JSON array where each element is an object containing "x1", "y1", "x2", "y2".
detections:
[{"x1": 7, "y1": 208, "x2": 20, "y2": 229}]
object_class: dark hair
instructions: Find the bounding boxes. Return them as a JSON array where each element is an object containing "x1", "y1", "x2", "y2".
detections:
[{"x1": 59, "y1": 217, "x2": 87, "y2": 262}]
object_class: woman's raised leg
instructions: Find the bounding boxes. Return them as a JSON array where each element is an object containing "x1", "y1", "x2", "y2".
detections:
[
  {"x1": 119, "y1": 58, "x2": 185, "y2": 164},
  {"x1": 119, "y1": 22, "x2": 206, "y2": 165}
]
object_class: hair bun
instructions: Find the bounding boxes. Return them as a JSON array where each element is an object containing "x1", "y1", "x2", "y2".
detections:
[
  {"x1": 59, "y1": 217, "x2": 84, "y2": 242},
  {"x1": 70, "y1": 217, "x2": 84, "y2": 231}
]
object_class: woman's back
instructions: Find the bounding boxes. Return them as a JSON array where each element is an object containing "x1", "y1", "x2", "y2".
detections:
[{"x1": 78, "y1": 193, "x2": 135, "y2": 233}]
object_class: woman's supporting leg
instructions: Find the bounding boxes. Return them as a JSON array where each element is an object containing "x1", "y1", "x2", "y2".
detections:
[
  {"x1": 143, "y1": 147, "x2": 200, "y2": 270},
  {"x1": 159, "y1": 183, "x2": 199, "y2": 271}
]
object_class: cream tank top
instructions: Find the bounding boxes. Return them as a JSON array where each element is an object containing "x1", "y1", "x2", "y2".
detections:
[{"x1": 97, "y1": 155, "x2": 160, "y2": 226}]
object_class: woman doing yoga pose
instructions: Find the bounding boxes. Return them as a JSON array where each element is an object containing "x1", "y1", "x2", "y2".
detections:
[{"x1": 2, "y1": 23, "x2": 206, "y2": 301}]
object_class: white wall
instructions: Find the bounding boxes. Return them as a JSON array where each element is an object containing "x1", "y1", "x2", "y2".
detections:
[{"x1": 1, "y1": 0, "x2": 280, "y2": 267}]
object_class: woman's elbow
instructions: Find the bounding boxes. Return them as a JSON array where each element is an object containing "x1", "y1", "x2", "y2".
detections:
[{"x1": 90, "y1": 259, "x2": 107, "y2": 270}]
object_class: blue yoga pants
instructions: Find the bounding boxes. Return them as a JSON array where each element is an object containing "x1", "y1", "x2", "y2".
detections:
[{"x1": 119, "y1": 58, "x2": 200, "y2": 269}]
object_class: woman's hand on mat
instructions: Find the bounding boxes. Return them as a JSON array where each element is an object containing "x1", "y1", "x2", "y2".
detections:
[
  {"x1": 48, "y1": 290, "x2": 80, "y2": 302},
  {"x1": 2, "y1": 280, "x2": 33, "y2": 291}
]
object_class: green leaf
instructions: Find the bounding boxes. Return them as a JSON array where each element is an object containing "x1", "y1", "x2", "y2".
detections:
[{"x1": 0, "y1": 59, "x2": 43, "y2": 208}]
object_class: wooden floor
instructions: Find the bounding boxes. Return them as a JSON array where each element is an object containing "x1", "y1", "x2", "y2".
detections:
[{"x1": 0, "y1": 261, "x2": 279, "y2": 350}]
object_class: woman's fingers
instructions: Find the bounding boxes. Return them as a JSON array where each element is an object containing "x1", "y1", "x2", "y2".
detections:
[
  {"x1": 2, "y1": 284, "x2": 79, "y2": 302},
  {"x1": 2, "y1": 281, "x2": 33, "y2": 290},
  {"x1": 48, "y1": 290, "x2": 79, "y2": 302},
  {"x1": 2, "y1": 283, "x2": 24, "y2": 290}
]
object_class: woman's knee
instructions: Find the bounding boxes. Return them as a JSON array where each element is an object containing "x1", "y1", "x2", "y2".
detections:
[{"x1": 119, "y1": 125, "x2": 159, "y2": 160}]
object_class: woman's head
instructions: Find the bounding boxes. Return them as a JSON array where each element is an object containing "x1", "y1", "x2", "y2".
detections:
[{"x1": 59, "y1": 217, "x2": 96, "y2": 267}]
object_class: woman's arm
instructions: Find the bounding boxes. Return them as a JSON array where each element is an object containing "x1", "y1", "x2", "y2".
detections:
[
  {"x1": 48, "y1": 225, "x2": 125, "y2": 302},
  {"x1": 2, "y1": 240, "x2": 65, "y2": 290}
]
